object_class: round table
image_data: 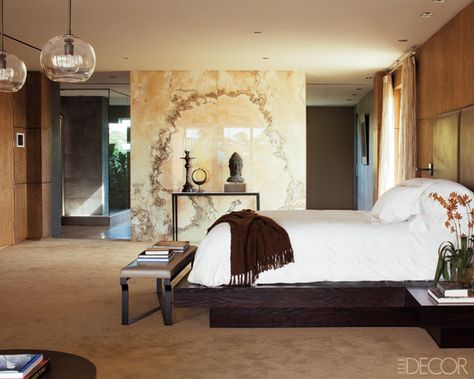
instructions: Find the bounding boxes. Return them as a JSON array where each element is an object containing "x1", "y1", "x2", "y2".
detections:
[{"x1": 0, "y1": 350, "x2": 96, "y2": 379}]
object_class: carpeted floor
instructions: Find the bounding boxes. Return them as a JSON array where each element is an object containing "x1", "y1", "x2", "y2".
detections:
[{"x1": 1, "y1": 238, "x2": 473, "y2": 379}]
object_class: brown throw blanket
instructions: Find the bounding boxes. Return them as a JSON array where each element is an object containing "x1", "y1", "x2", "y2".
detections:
[{"x1": 208, "y1": 210, "x2": 294, "y2": 286}]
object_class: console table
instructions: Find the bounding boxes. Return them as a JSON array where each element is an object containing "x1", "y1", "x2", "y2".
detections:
[{"x1": 171, "y1": 191, "x2": 260, "y2": 240}]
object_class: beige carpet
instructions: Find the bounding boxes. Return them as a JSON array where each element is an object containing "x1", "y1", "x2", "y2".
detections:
[{"x1": 1, "y1": 238, "x2": 474, "y2": 379}]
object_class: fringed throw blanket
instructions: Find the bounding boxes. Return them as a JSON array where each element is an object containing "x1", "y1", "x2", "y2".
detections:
[{"x1": 207, "y1": 209, "x2": 294, "y2": 286}]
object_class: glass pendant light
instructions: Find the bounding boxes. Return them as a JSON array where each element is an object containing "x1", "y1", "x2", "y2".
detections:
[
  {"x1": 40, "y1": 0, "x2": 95, "y2": 82},
  {"x1": 0, "y1": 0, "x2": 27, "y2": 92}
]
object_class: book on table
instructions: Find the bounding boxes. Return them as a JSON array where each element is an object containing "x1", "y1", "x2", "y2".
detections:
[
  {"x1": 152, "y1": 240, "x2": 189, "y2": 252},
  {"x1": 137, "y1": 251, "x2": 176, "y2": 264},
  {"x1": 436, "y1": 282, "x2": 472, "y2": 297},
  {"x1": 428, "y1": 288, "x2": 474, "y2": 304},
  {"x1": 0, "y1": 354, "x2": 44, "y2": 379},
  {"x1": 143, "y1": 247, "x2": 173, "y2": 255},
  {"x1": 25, "y1": 360, "x2": 49, "y2": 379}
]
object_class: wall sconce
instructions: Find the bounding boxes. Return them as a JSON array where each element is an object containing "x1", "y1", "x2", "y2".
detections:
[{"x1": 416, "y1": 162, "x2": 434, "y2": 176}]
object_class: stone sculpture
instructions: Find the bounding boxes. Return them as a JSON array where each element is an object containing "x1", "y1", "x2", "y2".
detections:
[{"x1": 227, "y1": 152, "x2": 245, "y2": 183}]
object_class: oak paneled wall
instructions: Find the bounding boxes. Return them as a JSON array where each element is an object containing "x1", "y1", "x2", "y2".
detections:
[
  {"x1": 0, "y1": 93, "x2": 14, "y2": 247},
  {"x1": 14, "y1": 184, "x2": 28, "y2": 243},
  {"x1": 416, "y1": 118, "x2": 433, "y2": 179},
  {"x1": 0, "y1": 73, "x2": 56, "y2": 247},
  {"x1": 416, "y1": 2, "x2": 474, "y2": 179},
  {"x1": 26, "y1": 73, "x2": 54, "y2": 239},
  {"x1": 417, "y1": 3, "x2": 474, "y2": 120}
]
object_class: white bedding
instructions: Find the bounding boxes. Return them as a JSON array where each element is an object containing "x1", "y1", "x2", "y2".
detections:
[{"x1": 188, "y1": 210, "x2": 452, "y2": 286}]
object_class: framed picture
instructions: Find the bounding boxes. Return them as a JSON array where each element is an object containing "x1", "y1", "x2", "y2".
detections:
[{"x1": 359, "y1": 114, "x2": 369, "y2": 165}]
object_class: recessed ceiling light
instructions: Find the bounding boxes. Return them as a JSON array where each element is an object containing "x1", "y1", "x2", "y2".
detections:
[
  {"x1": 419, "y1": 11, "x2": 434, "y2": 18},
  {"x1": 398, "y1": 39, "x2": 408, "y2": 42},
  {"x1": 262, "y1": 57, "x2": 270, "y2": 60}
]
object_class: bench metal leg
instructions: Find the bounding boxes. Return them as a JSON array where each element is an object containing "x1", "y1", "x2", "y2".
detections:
[
  {"x1": 121, "y1": 277, "x2": 129, "y2": 325},
  {"x1": 157, "y1": 278, "x2": 173, "y2": 325},
  {"x1": 121, "y1": 277, "x2": 161, "y2": 325}
]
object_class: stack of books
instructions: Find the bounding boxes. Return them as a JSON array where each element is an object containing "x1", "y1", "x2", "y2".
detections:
[
  {"x1": 137, "y1": 241, "x2": 189, "y2": 265},
  {"x1": 428, "y1": 283, "x2": 474, "y2": 304},
  {"x1": 152, "y1": 240, "x2": 189, "y2": 252},
  {"x1": 0, "y1": 354, "x2": 50, "y2": 379}
]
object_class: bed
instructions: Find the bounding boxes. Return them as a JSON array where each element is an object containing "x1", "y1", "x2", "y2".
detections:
[
  {"x1": 173, "y1": 178, "x2": 474, "y2": 329},
  {"x1": 188, "y1": 178, "x2": 469, "y2": 287},
  {"x1": 189, "y1": 209, "x2": 450, "y2": 286}
]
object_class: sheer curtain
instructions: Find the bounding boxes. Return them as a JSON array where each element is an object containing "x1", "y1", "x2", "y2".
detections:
[
  {"x1": 397, "y1": 56, "x2": 417, "y2": 182},
  {"x1": 378, "y1": 74, "x2": 395, "y2": 197}
]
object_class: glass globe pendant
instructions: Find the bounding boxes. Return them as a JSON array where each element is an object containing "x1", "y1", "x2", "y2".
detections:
[
  {"x1": 0, "y1": 0, "x2": 27, "y2": 92},
  {"x1": 40, "y1": 0, "x2": 95, "y2": 82}
]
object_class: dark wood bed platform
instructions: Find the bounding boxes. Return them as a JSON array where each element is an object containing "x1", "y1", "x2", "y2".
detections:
[{"x1": 174, "y1": 277, "x2": 474, "y2": 348}]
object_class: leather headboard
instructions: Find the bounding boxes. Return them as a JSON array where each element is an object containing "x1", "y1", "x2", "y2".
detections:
[{"x1": 432, "y1": 105, "x2": 474, "y2": 190}]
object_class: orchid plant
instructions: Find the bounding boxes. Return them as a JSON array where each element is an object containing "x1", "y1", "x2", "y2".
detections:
[{"x1": 430, "y1": 192, "x2": 474, "y2": 283}]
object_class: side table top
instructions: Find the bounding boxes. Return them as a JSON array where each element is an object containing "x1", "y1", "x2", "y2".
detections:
[
  {"x1": 407, "y1": 287, "x2": 474, "y2": 307},
  {"x1": 120, "y1": 246, "x2": 197, "y2": 279},
  {"x1": 0, "y1": 350, "x2": 96, "y2": 379}
]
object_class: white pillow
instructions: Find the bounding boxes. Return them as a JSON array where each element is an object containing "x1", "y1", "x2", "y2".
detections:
[
  {"x1": 372, "y1": 185, "x2": 425, "y2": 223},
  {"x1": 410, "y1": 179, "x2": 474, "y2": 232}
]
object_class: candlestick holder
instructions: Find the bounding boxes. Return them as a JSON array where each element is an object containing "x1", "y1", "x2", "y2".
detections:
[{"x1": 180, "y1": 150, "x2": 196, "y2": 192}]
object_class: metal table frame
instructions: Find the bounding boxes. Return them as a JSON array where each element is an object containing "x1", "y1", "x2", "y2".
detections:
[
  {"x1": 171, "y1": 191, "x2": 260, "y2": 240},
  {"x1": 120, "y1": 247, "x2": 196, "y2": 326}
]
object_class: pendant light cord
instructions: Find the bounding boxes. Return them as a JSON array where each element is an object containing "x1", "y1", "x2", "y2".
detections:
[{"x1": 67, "y1": 0, "x2": 72, "y2": 35}]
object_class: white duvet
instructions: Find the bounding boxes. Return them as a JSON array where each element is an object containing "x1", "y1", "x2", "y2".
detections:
[{"x1": 188, "y1": 210, "x2": 452, "y2": 287}]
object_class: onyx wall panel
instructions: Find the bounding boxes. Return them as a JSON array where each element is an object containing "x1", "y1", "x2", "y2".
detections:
[{"x1": 131, "y1": 71, "x2": 306, "y2": 242}]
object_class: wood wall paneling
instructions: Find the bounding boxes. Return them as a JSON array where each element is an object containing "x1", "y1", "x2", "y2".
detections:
[
  {"x1": 24, "y1": 73, "x2": 54, "y2": 239},
  {"x1": 0, "y1": 93, "x2": 14, "y2": 247},
  {"x1": 417, "y1": 3, "x2": 474, "y2": 120},
  {"x1": 460, "y1": 106, "x2": 474, "y2": 190},
  {"x1": 27, "y1": 183, "x2": 42, "y2": 240},
  {"x1": 41, "y1": 127, "x2": 53, "y2": 183},
  {"x1": 14, "y1": 184, "x2": 27, "y2": 243},
  {"x1": 13, "y1": 127, "x2": 27, "y2": 184},
  {"x1": 26, "y1": 128, "x2": 42, "y2": 184},
  {"x1": 41, "y1": 182, "x2": 53, "y2": 238},
  {"x1": 26, "y1": 72, "x2": 42, "y2": 128},
  {"x1": 13, "y1": 87, "x2": 27, "y2": 128},
  {"x1": 433, "y1": 112, "x2": 460, "y2": 182},
  {"x1": 416, "y1": 118, "x2": 434, "y2": 178}
]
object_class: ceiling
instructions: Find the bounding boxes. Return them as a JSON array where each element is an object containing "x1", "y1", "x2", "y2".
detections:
[{"x1": 2, "y1": 0, "x2": 472, "y2": 105}]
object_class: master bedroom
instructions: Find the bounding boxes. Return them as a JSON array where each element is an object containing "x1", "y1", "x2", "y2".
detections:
[{"x1": 0, "y1": 1, "x2": 474, "y2": 378}]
